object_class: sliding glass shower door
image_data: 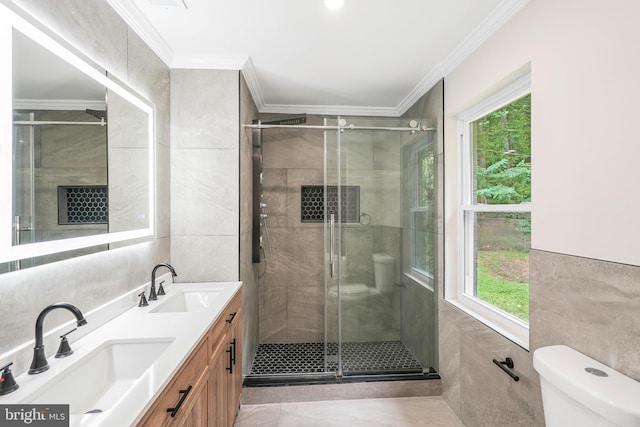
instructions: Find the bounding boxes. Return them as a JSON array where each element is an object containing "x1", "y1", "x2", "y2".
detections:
[
  {"x1": 324, "y1": 116, "x2": 437, "y2": 377},
  {"x1": 247, "y1": 115, "x2": 438, "y2": 383},
  {"x1": 323, "y1": 117, "x2": 341, "y2": 374},
  {"x1": 8, "y1": 113, "x2": 36, "y2": 271}
]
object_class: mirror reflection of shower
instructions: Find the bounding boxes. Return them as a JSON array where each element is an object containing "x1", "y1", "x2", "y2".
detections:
[{"x1": 5, "y1": 109, "x2": 108, "y2": 273}]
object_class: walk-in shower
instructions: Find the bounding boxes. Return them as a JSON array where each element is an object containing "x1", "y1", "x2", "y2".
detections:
[{"x1": 247, "y1": 115, "x2": 439, "y2": 384}]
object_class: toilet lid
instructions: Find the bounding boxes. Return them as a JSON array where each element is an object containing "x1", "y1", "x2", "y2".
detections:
[{"x1": 329, "y1": 283, "x2": 369, "y2": 296}]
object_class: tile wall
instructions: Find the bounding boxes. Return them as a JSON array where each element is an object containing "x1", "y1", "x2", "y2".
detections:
[
  {"x1": 259, "y1": 115, "x2": 405, "y2": 344},
  {"x1": 239, "y1": 74, "x2": 260, "y2": 374},
  {"x1": 170, "y1": 69, "x2": 240, "y2": 282},
  {"x1": 401, "y1": 80, "x2": 443, "y2": 372}
]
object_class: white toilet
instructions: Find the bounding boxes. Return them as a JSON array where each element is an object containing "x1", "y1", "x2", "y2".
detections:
[
  {"x1": 328, "y1": 252, "x2": 396, "y2": 300},
  {"x1": 533, "y1": 345, "x2": 640, "y2": 427},
  {"x1": 326, "y1": 253, "x2": 396, "y2": 341}
]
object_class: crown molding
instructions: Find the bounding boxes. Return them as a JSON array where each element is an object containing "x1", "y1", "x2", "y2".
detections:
[
  {"x1": 13, "y1": 99, "x2": 107, "y2": 110},
  {"x1": 107, "y1": 0, "x2": 528, "y2": 117},
  {"x1": 241, "y1": 58, "x2": 265, "y2": 112},
  {"x1": 396, "y1": 0, "x2": 528, "y2": 116},
  {"x1": 260, "y1": 103, "x2": 400, "y2": 118},
  {"x1": 395, "y1": 64, "x2": 444, "y2": 116},
  {"x1": 171, "y1": 53, "x2": 249, "y2": 70},
  {"x1": 106, "y1": 0, "x2": 174, "y2": 67},
  {"x1": 440, "y1": 0, "x2": 529, "y2": 76}
]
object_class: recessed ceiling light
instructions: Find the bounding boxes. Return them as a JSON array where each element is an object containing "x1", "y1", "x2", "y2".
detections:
[{"x1": 324, "y1": 0, "x2": 345, "y2": 10}]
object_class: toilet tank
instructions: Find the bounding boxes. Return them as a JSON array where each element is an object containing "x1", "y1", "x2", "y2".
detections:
[
  {"x1": 533, "y1": 345, "x2": 640, "y2": 427},
  {"x1": 372, "y1": 253, "x2": 395, "y2": 293}
]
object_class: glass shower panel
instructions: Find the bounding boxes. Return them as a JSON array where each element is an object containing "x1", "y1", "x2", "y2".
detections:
[
  {"x1": 323, "y1": 117, "x2": 340, "y2": 374},
  {"x1": 332, "y1": 116, "x2": 432, "y2": 376},
  {"x1": 11, "y1": 112, "x2": 36, "y2": 269}
]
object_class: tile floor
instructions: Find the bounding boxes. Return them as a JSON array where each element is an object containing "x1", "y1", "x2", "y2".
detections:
[
  {"x1": 233, "y1": 396, "x2": 464, "y2": 427},
  {"x1": 249, "y1": 341, "x2": 423, "y2": 375}
]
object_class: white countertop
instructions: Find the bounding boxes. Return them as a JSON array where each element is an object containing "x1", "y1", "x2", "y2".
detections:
[{"x1": 1, "y1": 281, "x2": 242, "y2": 427}]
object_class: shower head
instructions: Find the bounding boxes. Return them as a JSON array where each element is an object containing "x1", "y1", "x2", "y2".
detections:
[
  {"x1": 85, "y1": 109, "x2": 106, "y2": 120},
  {"x1": 256, "y1": 114, "x2": 307, "y2": 126}
]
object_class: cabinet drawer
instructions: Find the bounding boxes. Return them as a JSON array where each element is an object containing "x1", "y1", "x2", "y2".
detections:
[
  {"x1": 208, "y1": 293, "x2": 242, "y2": 357},
  {"x1": 137, "y1": 340, "x2": 208, "y2": 427}
]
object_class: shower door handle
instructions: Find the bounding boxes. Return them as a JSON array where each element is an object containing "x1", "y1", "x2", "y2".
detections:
[
  {"x1": 14, "y1": 215, "x2": 32, "y2": 245},
  {"x1": 329, "y1": 214, "x2": 335, "y2": 278}
]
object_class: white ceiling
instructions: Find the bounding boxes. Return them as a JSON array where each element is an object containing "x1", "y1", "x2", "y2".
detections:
[{"x1": 108, "y1": 0, "x2": 527, "y2": 116}]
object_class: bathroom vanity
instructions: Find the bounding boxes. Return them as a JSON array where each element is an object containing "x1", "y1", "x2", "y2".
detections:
[
  {"x1": 0, "y1": 281, "x2": 242, "y2": 427},
  {"x1": 137, "y1": 290, "x2": 242, "y2": 427}
]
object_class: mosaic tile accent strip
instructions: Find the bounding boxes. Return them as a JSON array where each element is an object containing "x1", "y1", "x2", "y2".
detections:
[
  {"x1": 300, "y1": 185, "x2": 360, "y2": 223},
  {"x1": 249, "y1": 341, "x2": 422, "y2": 376}
]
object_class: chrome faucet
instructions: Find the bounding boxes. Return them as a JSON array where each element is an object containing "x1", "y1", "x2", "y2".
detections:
[
  {"x1": 149, "y1": 263, "x2": 177, "y2": 301},
  {"x1": 29, "y1": 302, "x2": 87, "y2": 374}
]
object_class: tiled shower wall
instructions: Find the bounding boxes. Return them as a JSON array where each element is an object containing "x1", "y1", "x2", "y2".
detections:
[
  {"x1": 259, "y1": 116, "x2": 404, "y2": 343},
  {"x1": 401, "y1": 80, "x2": 443, "y2": 372},
  {"x1": 239, "y1": 74, "x2": 260, "y2": 375}
]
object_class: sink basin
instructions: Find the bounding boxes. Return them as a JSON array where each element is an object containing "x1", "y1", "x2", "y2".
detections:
[
  {"x1": 23, "y1": 339, "x2": 173, "y2": 416},
  {"x1": 150, "y1": 290, "x2": 221, "y2": 313}
]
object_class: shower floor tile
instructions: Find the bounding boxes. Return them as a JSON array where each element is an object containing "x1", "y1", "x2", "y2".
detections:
[{"x1": 249, "y1": 341, "x2": 423, "y2": 376}]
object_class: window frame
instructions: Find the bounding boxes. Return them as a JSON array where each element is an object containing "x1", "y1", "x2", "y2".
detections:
[
  {"x1": 406, "y1": 138, "x2": 435, "y2": 290},
  {"x1": 450, "y1": 73, "x2": 531, "y2": 349}
]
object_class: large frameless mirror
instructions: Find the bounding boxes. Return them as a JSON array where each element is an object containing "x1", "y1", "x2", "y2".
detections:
[{"x1": 0, "y1": 3, "x2": 155, "y2": 272}]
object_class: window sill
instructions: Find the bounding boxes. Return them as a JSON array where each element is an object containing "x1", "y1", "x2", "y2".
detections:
[
  {"x1": 402, "y1": 271, "x2": 435, "y2": 292},
  {"x1": 446, "y1": 295, "x2": 529, "y2": 350}
]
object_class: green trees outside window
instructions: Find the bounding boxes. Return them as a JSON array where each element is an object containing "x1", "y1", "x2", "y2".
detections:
[{"x1": 471, "y1": 94, "x2": 531, "y2": 322}]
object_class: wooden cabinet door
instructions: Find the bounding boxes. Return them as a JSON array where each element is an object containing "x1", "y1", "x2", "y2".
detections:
[
  {"x1": 227, "y1": 318, "x2": 242, "y2": 426},
  {"x1": 178, "y1": 374, "x2": 208, "y2": 427},
  {"x1": 209, "y1": 337, "x2": 229, "y2": 427}
]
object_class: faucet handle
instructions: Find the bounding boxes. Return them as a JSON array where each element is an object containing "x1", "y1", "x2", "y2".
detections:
[
  {"x1": 158, "y1": 280, "x2": 166, "y2": 296},
  {"x1": 55, "y1": 328, "x2": 77, "y2": 358},
  {"x1": 0, "y1": 362, "x2": 19, "y2": 395},
  {"x1": 138, "y1": 291, "x2": 149, "y2": 307}
]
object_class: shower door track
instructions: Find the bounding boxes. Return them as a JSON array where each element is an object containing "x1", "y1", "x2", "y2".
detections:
[
  {"x1": 13, "y1": 120, "x2": 107, "y2": 126},
  {"x1": 243, "y1": 123, "x2": 435, "y2": 132}
]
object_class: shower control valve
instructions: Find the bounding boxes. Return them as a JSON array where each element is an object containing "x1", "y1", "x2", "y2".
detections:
[
  {"x1": 260, "y1": 202, "x2": 267, "y2": 209},
  {"x1": 260, "y1": 213, "x2": 269, "y2": 219}
]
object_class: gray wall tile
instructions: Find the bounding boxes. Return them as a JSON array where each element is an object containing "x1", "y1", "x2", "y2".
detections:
[
  {"x1": 240, "y1": 73, "x2": 259, "y2": 374},
  {"x1": 170, "y1": 69, "x2": 241, "y2": 284},
  {"x1": 171, "y1": 69, "x2": 239, "y2": 149},
  {"x1": 530, "y1": 250, "x2": 640, "y2": 381},
  {"x1": 171, "y1": 235, "x2": 239, "y2": 282},
  {"x1": 171, "y1": 148, "x2": 239, "y2": 236}
]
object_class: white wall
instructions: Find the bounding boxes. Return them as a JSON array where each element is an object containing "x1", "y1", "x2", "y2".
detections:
[
  {"x1": 445, "y1": 0, "x2": 640, "y2": 266},
  {"x1": 440, "y1": 2, "x2": 640, "y2": 425}
]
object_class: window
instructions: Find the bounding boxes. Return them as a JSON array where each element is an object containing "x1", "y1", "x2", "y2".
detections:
[
  {"x1": 406, "y1": 137, "x2": 436, "y2": 287},
  {"x1": 453, "y1": 74, "x2": 531, "y2": 348}
]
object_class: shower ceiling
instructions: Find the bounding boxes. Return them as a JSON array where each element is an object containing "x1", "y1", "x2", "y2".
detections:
[{"x1": 107, "y1": 0, "x2": 527, "y2": 116}]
